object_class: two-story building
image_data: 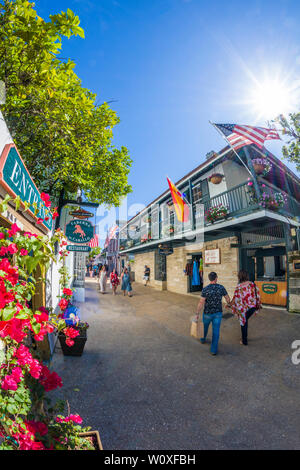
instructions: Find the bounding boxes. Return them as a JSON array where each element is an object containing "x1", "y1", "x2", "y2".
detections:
[{"x1": 119, "y1": 144, "x2": 300, "y2": 312}]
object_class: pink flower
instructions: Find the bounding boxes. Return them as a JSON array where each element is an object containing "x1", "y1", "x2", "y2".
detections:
[
  {"x1": 8, "y1": 224, "x2": 21, "y2": 238},
  {"x1": 20, "y1": 249, "x2": 28, "y2": 256},
  {"x1": 36, "y1": 218, "x2": 44, "y2": 225},
  {"x1": 0, "y1": 232, "x2": 5, "y2": 239},
  {"x1": 11, "y1": 367, "x2": 23, "y2": 383},
  {"x1": 7, "y1": 243, "x2": 18, "y2": 255},
  {"x1": 1, "y1": 375, "x2": 18, "y2": 391},
  {"x1": 41, "y1": 193, "x2": 51, "y2": 208},
  {"x1": 69, "y1": 414, "x2": 83, "y2": 424},
  {"x1": 29, "y1": 359, "x2": 42, "y2": 379}
]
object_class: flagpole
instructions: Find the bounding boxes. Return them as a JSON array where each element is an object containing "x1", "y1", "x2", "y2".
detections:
[{"x1": 209, "y1": 121, "x2": 253, "y2": 178}]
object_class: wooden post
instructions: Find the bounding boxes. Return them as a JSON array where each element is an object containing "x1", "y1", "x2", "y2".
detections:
[
  {"x1": 189, "y1": 179, "x2": 195, "y2": 231},
  {"x1": 243, "y1": 146, "x2": 261, "y2": 199}
]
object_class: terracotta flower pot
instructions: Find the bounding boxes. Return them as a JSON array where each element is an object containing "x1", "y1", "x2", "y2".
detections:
[
  {"x1": 253, "y1": 163, "x2": 265, "y2": 174},
  {"x1": 209, "y1": 175, "x2": 223, "y2": 184}
]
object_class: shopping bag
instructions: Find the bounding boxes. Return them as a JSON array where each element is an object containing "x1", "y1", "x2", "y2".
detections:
[{"x1": 190, "y1": 315, "x2": 203, "y2": 339}]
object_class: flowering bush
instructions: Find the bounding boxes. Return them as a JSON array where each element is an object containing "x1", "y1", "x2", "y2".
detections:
[
  {"x1": 205, "y1": 204, "x2": 229, "y2": 223},
  {"x1": 0, "y1": 195, "x2": 93, "y2": 450},
  {"x1": 252, "y1": 158, "x2": 272, "y2": 176}
]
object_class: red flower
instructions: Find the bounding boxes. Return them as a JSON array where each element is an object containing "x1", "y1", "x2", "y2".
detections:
[
  {"x1": 63, "y1": 288, "x2": 73, "y2": 296},
  {"x1": 52, "y1": 208, "x2": 59, "y2": 220},
  {"x1": 59, "y1": 298, "x2": 68, "y2": 311},
  {"x1": 41, "y1": 193, "x2": 51, "y2": 208},
  {"x1": 39, "y1": 365, "x2": 62, "y2": 391},
  {"x1": 20, "y1": 249, "x2": 28, "y2": 256}
]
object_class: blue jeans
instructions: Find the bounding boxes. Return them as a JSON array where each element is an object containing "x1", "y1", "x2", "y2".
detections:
[{"x1": 202, "y1": 312, "x2": 222, "y2": 354}]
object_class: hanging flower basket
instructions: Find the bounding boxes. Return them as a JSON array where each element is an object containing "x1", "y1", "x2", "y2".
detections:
[
  {"x1": 208, "y1": 173, "x2": 224, "y2": 185},
  {"x1": 252, "y1": 158, "x2": 272, "y2": 176}
]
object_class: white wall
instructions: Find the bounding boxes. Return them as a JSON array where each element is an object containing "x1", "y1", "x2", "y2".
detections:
[{"x1": 0, "y1": 110, "x2": 13, "y2": 156}]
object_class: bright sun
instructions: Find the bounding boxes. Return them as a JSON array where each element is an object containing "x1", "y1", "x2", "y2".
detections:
[{"x1": 249, "y1": 78, "x2": 297, "y2": 120}]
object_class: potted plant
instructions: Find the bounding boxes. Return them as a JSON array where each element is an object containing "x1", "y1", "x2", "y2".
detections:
[
  {"x1": 208, "y1": 173, "x2": 224, "y2": 184},
  {"x1": 58, "y1": 322, "x2": 89, "y2": 357},
  {"x1": 205, "y1": 204, "x2": 229, "y2": 223},
  {"x1": 252, "y1": 158, "x2": 272, "y2": 176},
  {"x1": 78, "y1": 430, "x2": 103, "y2": 450}
]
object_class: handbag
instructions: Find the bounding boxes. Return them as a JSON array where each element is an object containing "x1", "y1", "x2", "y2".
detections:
[{"x1": 190, "y1": 315, "x2": 203, "y2": 339}]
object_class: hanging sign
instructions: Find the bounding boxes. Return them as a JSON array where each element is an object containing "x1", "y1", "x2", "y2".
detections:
[
  {"x1": 65, "y1": 219, "x2": 94, "y2": 244},
  {"x1": 67, "y1": 245, "x2": 91, "y2": 253},
  {"x1": 205, "y1": 249, "x2": 220, "y2": 264},
  {"x1": 0, "y1": 144, "x2": 52, "y2": 230},
  {"x1": 158, "y1": 243, "x2": 173, "y2": 256},
  {"x1": 69, "y1": 207, "x2": 94, "y2": 219}
]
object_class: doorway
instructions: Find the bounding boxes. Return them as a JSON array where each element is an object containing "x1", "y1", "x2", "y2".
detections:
[{"x1": 188, "y1": 254, "x2": 203, "y2": 293}]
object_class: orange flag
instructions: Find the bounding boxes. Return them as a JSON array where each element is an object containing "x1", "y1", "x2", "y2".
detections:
[{"x1": 167, "y1": 177, "x2": 190, "y2": 223}]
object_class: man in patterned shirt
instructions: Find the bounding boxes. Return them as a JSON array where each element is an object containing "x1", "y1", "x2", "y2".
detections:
[{"x1": 196, "y1": 272, "x2": 231, "y2": 355}]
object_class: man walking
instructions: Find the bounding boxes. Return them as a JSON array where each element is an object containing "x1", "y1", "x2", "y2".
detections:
[{"x1": 196, "y1": 272, "x2": 230, "y2": 355}]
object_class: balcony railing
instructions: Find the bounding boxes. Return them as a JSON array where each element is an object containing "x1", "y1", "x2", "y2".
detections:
[{"x1": 119, "y1": 181, "x2": 300, "y2": 251}]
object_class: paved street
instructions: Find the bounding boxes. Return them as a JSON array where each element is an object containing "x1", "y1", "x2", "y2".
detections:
[{"x1": 51, "y1": 279, "x2": 300, "y2": 450}]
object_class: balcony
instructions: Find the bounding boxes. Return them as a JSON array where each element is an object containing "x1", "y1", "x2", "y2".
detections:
[{"x1": 119, "y1": 181, "x2": 300, "y2": 252}]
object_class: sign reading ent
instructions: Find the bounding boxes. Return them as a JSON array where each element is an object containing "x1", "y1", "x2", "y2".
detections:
[{"x1": 0, "y1": 144, "x2": 52, "y2": 231}]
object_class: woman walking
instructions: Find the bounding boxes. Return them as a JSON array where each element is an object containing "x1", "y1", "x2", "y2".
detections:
[
  {"x1": 110, "y1": 268, "x2": 120, "y2": 295},
  {"x1": 99, "y1": 266, "x2": 108, "y2": 294},
  {"x1": 121, "y1": 268, "x2": 132, "y2": 297},
  {"x1": 230, "y1": 270, "x2": 262, "y2": 345}
]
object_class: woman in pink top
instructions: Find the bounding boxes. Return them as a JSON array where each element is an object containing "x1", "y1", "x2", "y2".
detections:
[{"x1": 230, "y1": 270, "x2": 262, "y2": 345}]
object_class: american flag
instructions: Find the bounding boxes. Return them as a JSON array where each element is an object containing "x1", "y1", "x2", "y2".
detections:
[
  {"x1": 88, "y1": 234, "x2": 99, "y2": 248},
  {"x1": 213, "y1": 123, "x2": 280, "y2": 150},
  {"x1": 104, "y1": 225, "x2": 119, "y2": 248}
]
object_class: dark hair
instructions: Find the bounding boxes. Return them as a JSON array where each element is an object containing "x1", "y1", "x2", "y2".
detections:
[
  {"x1": 208, "y1": 272, "x2": 218, "y2": 282},
  {"x1": 238, "y1": 270, "x2": 249, "y2": 283}
]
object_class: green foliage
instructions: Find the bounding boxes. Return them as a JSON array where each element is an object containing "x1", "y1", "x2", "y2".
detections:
[
  {"x1": 275, "y1": 113, "x2": 300, "y2": 172},
  {"x1": 0, "y1": 0, "x2": 132, "y2": 204}
]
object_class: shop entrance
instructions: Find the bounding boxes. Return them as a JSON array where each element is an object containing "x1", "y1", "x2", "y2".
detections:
[
  {"x1": 242, "y1": 246, "x2": 287, "y2": 307},
  {"x1": 188, "y1": 254, "x2": 203, "y2": 293}
]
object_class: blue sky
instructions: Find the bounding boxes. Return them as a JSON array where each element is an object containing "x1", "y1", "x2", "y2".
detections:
[{"x1": 37, "y1": 0, "x2": 300, "y2": 236}]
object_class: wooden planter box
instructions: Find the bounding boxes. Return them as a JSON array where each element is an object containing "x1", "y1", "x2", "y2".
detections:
[
  {"x1": 79, "y1": 431, "x2": 103, "y2": 450},
  {"x1": 58, "y1": 331, "x2": 87, "y2": 357}
]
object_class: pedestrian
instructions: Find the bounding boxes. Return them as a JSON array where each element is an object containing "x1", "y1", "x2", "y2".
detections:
[
  {"x1": 121, "y1": 268, "x2": 132, "y2": 297},
  {"x1": 196, "y1": 272, "x2": 231, "y2": 355},
  {"x1": 229, "y1": 270, "x2": 262, "y2": 346},
  {"x1": 99, "y1": 266, "x2": 107, "y2": 294},
  {"x1": 110, "y1": 268, "x2": 120, "y2": 295},
  {"x1": 143, "y1": 265, "x2": 150, "y2": 286}
]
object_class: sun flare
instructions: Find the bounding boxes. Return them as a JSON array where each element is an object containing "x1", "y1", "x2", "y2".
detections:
[{"x1": 249, "y1": 78, "x2": 297, "y2": 120}]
